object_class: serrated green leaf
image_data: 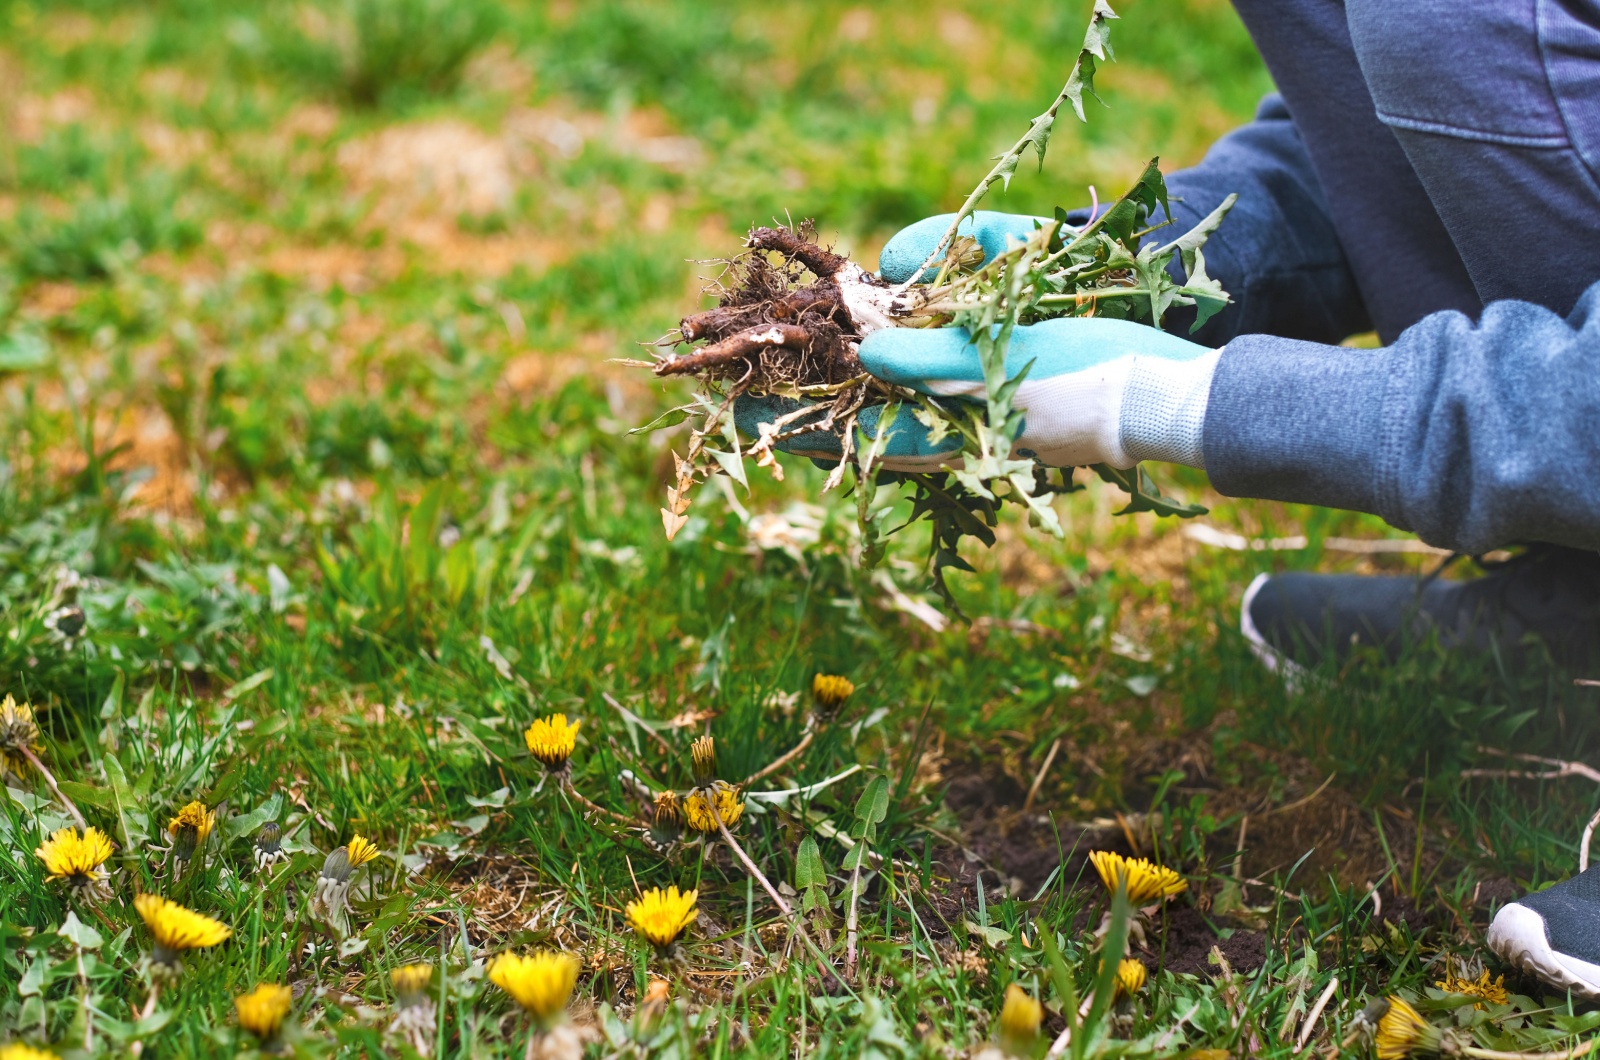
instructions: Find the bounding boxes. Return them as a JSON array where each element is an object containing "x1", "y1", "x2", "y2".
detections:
[{"x1": 853, "y1": 775, "x2": 889, "y2": 829}]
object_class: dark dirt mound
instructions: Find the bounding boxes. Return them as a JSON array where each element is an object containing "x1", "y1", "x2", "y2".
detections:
[{"x1": 1154, "y1": 904, "x2": 1266, "y2": 978}]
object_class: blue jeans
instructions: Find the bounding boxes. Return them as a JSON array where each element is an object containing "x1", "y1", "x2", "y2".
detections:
[{"x1": 1146, "y1": 1, "x2": 1600, "y2": 552}]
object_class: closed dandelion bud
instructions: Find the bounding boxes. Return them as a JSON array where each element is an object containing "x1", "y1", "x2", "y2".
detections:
[
  {"x1": 690, "y1": 735, "x2": 717, "y2": 785},
  {"x1": 1375, "y1": 996, "x2": 1442, "y2": 1060},
  {"x1": 488, "y1": 951, "x2": 579, "y2": 1030},
  {"x1": 811, "y1": 674, "x2": 854, "y2": 716},
  {"x1": 254, "y1": 822, "x2": 285, "y2": 872},
  {"x1": 649, "y1": 790, "x2": 683, "y2": 848},
  {"x1": 524, "y1": 714, "x2": 581, "y2": 772},
  {"x1": 0, "y1": 695, "x2": 42, "y2": 779},
  {"x1": 997, "y1": 983, "x2": 1042, "y2": 1054},
  {"x1": 235, "y1": 983, "x2": 293, "y2": 1049},
  {"x1": 1114, "y1": 958, "x2": 1147, "y2": 1000},
  {"x1": 626, "y1": 886, "x2": 698, "y2": 956}
]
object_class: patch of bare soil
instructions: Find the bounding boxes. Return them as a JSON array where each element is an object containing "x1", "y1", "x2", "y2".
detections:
[{"x1": 1156, "y1": 904, "x2": 1265, "y2": 977}]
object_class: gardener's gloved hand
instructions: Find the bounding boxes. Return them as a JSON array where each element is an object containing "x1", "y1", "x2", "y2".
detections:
[
  {"x1": 879, "y1": 211, "x2": 1058, "y2": 283},
  {"x1": 736, "y1": 317, "x2": 1221, "y2": 472}
]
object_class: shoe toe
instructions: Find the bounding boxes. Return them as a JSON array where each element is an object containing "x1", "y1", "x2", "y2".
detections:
[{"x1": 1241, "y1": 570, "x2": 1421, "y2": 669}]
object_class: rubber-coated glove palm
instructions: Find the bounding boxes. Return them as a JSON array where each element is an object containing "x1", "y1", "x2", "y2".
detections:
[{"x1": 879, "y1": 210, "x2": 1053, "y2": 284}]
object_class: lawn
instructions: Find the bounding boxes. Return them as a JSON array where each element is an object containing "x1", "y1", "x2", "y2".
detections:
[{"x1": 2, "y1": 0, "x2": 1599, "y2": 1056}]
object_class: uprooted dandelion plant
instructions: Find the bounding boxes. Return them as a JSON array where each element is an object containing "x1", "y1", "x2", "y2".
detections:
[{"x1": 634, "y1": 0, "x2": 1232, "y2": 610}]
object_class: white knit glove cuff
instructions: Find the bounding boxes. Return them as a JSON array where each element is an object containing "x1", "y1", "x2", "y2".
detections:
[{"x1": 1117, "y1": 349, "x2": 1222, "y2": 470}]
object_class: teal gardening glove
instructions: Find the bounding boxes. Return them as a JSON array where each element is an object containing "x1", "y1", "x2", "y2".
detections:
[{"x1": 735, "y1": 212, "x2": 1223, "y2": 472}]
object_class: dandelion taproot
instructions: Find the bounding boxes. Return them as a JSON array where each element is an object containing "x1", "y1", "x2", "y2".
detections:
[
  {"x1": 35, "y1": 826, "x2": 113, "y2": 902},
  {"x1": 0, "y1": 695, "x2": 42, "y2": 779},
  {"x1": 627, "y1": 886, "x2": 698, "y2": 952},
  {"x1": 1088, "y1": 850, "x2": 1186, "y2": 903},
  {"x1": 997, "y1": 983, "x2": 1042, "y2": 1047},
  {"x1": 1434, "y1": 967, "x2": 1508, "y2": 1009},
  {"x1": 234, "y1": 983, "x2": 293, "y2": 1043},
  {"x1": 524, "y1": 714, "x2": 580, "y2": 770},
  {"x1": 134, "y1": 893, "x2": 230, "y2": 968},
  {"x1": 1375, "y1": 996, "x2": 1442, "y2": 1060},
  {"x1": 811, "y1": 674, "x2": 855, "y2": 714},
  {"x1": 1115, "y1": 958, "x2": 1148, "y2": 999},
  {"x1": 489, "y1": 951, "x2": 579, "y2": 1027}
]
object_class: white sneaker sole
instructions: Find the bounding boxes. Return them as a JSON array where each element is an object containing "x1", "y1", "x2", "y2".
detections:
[
  {"x1": 1487, "y1": 901, "x2": 1600, "y2": 998},
  {"x1": 1239, "y1": 572, "x2": 1313, "y2": 692}
]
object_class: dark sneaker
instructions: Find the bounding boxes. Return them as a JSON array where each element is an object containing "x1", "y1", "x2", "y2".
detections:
[
  {"x1": 1488, "y1": 868, "x2": 1600, "y2": 998},
  {"x1": 1240, "y1": 545, "x2": 1600, "y2": 674}
]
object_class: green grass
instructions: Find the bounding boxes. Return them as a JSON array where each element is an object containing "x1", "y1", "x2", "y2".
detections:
[{"x1": 2, "y1": 0, "x2": 1600, "y2": 1056}]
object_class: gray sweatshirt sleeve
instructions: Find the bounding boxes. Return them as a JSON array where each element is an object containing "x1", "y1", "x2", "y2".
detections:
[{"x1": 1204, "y1": 283, "x2": 1600, "y2": 553}]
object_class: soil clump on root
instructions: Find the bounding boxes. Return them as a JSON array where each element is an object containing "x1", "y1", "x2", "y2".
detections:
[{"x1": 652, "y1": 222, "x2": 897, "y2": 422}]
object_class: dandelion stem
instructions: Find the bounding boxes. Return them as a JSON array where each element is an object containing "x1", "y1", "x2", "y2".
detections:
[
  {"x1": 709, "y1": 799, "x2": 840, "y2": 987},
  {"x1": 1462, "y1": 1042, "x2": 1596, "y2": 1060},
  {"x1": 741, "y1": 719, "x2": 815, "y2": 786},
  {"x1": 560, "y1": 779, "x2": 638, "y2": 828},
  {"x1": 19, "y1": 744, "x2": 86, "y2": 829}
]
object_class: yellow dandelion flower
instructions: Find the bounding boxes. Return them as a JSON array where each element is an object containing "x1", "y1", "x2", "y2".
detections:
[
  {"x1": 134, "y1": 893, "x2": 231, "y2": 964},
  {"x1": 1434, "y1": 967, "x2": 1508, "y2": 1009},
  {"x1": 234, "y1": 983, "x2": 293, "y2": 1040},
  {"x1": 35, "y1": 826, "x2": 113, "y2": 887},
  {"x1": 346, "y1": 834, "x2": 380, "y2": 869},
  {"x1": 0, "y1": 1044, "x2": 58, "y2": 1060},
  {"x1": 1115, "y1": 958, "x2": 1148, "y2": 999},
  {"x1": 1375, "y1": 996, "x2": 1442, "y2": 1060},
  {"x1": 1088, "y1": 850, "x2": 1187, "y2": 903},
  {"x1": 489, "y1": 951, "x2": 579, "y2": 1027},
  {"x1": 0, "y1": 695, "x2": 42, "y2": 777},
  {"x1": 392, "y1": 962, "x2": 434, "y2": 1000},
  {"x1": 627, "y1": 886, "x2": 698, "y2": 950},
  {"x1": 167, "y1": 801, "x2": 216, "y2": 863},
  {"x1": 524, "y1": 714, "x2": 580, "y2": 769},
  {"x1": 683, "y1": 782, "x2": 743, "y2": 833},
  {"x1": 811, "y1": 674, "x2": 855, "y2": 713},
  {"x1": 997, "y1": 982, "x2": 1042, "y2": 1044}
]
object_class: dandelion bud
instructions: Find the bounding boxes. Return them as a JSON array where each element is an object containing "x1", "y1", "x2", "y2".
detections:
[
  {"x1": 811, "y1": 674, "x2": 854, "y2": 716},
  {"x1": 254, "y1": 821, "x2": 285, "y2": 872},
  {"x1": 167, "y1": 801, "x2": 216, "y2": 866},
  {"x1": 997, "y1": 983, "x2": 1042, "y2": 1054},
  {"x1": 1114, "y1": 958, "x2": 1147, "y2": 1000},
  {"x1": 690, "y1": 735, "x2": 716, "y2": 785},
  {"x1": 0, "y1": 695, "x2": 42, "y2": 779},
  {"x1": 648, "y1": 790, "x2": 682, "y2": 848},
  {"x1": 234, "y1": 983, "x2": 293, "y2": 1048},
  {"x1": 1375, "y1": 996, "x2": 1442, "y2": 1060}
]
